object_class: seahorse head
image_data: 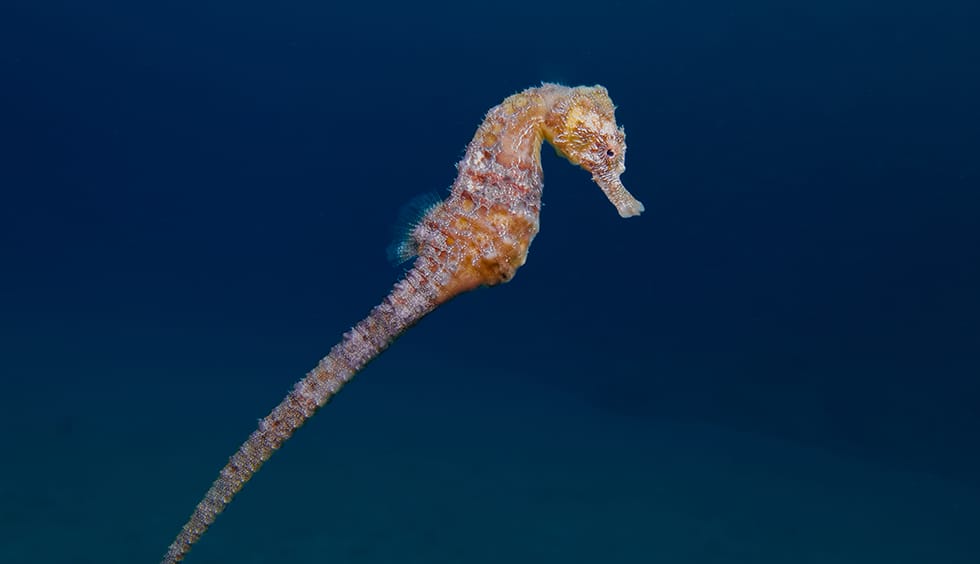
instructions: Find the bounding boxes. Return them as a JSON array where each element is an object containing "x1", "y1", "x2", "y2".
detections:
[{"x1": 544, "y1": 85, "x2": 645, "y2": 218}]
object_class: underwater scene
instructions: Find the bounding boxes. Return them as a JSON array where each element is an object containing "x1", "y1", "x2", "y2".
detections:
[{"x1": 2, "y1": 1, "x2": 978, "y2": 562}]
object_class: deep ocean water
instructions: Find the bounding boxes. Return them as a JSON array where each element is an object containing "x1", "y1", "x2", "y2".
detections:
[{"x1": 2, "y1": 1, "x2": 978, "y2": 562}]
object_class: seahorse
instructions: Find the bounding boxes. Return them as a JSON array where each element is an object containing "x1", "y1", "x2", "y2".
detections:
[{"x1": 162, "y1": 83, "x2": 644, "y2": 563}]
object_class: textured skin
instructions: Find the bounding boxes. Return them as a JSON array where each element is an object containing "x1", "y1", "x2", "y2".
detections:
[{"x1": 162, "y1": 83, "x2": 642, "y2": 563}]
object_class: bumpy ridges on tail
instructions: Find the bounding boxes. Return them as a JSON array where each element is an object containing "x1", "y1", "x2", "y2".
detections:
[{"x1": 162, "y1": 266, "x2": 439, "y2": 563}]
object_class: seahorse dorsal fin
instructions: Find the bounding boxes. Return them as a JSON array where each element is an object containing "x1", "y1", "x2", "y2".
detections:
[{"x1": 386, "y1": 192, "x2": 443, "y2": 265}]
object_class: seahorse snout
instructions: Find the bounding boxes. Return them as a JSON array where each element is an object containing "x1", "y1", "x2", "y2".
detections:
[{"x1": 595, "y1": 173, "x2": 645, "y2": 218}]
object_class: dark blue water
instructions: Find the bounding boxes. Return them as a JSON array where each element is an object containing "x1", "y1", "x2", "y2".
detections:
[{"x1": 2, "y1": 1, "x2": 978, "y2": 562}]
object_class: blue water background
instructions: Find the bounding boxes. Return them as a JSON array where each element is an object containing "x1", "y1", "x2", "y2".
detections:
[{"x1": 2, "y1": 1, "x2": 978, "y2": 562}]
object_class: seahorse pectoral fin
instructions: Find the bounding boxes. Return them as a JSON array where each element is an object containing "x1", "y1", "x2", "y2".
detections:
[{"x1": 595, "y1": 173, "x2": 645, "y2": 218}]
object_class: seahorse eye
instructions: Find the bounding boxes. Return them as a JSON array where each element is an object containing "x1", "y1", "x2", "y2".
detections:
[{"x1": 606, "y1": 148, "x2": 615, "y2": 158}]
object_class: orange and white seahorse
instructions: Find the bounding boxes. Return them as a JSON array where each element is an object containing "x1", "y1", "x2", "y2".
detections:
[{"x1": 162, "y1": 83, "x2": 644, "y2": 563}]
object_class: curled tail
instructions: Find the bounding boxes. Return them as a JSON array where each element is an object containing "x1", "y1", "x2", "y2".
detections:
[{"x1": 162, "y1": 268, "x2": 439, "y2": 563}]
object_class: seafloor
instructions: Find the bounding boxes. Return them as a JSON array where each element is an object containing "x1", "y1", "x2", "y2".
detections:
[{"x1": 2, "y1": 320, "x2": 976, "y2": 563}]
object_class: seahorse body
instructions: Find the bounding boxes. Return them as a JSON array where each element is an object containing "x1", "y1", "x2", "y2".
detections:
[{"x1": 162, "y1": 83, "x2": 643, "y2": 563}]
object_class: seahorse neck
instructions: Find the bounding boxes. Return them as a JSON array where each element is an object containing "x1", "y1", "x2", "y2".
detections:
[
  {"x1": 467, "y1": 84, "x2": 569, "y2": 170},
  {"x1": 442, "y1": 85, "x2": 566, "y2": 224}
]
